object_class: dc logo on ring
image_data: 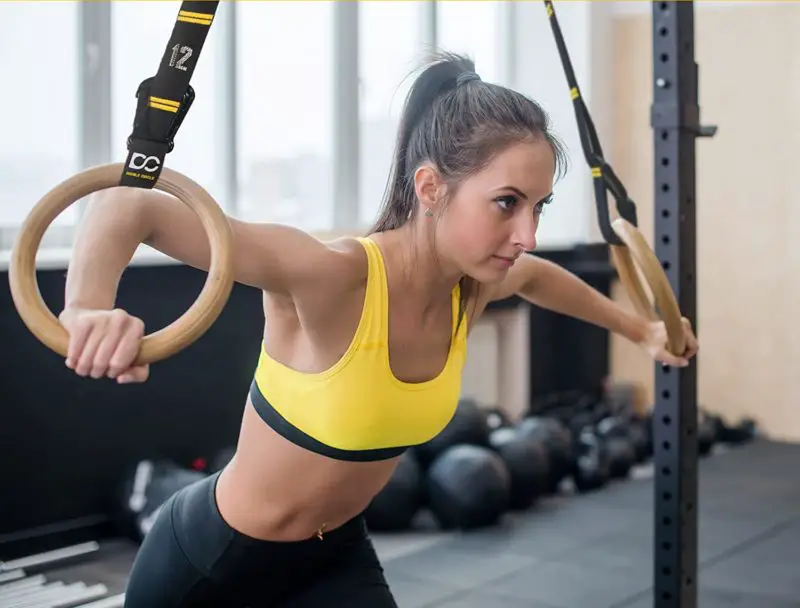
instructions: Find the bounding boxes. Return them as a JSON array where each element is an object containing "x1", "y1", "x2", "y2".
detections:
[{"x1": 129, "y1": 153, "x2": 161, "y2": 173}]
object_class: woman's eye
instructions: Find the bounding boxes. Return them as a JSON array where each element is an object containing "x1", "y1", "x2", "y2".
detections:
[
  {"x1": 535, "y1": 196, "x2": 554, "y2": 216},
  {"x1": 495, "y1": 195, "x2": 518, "y2": 211}
]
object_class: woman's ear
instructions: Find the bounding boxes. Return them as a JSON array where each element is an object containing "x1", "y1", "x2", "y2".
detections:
[{"x1": 413, "y1": 163, "x2": 446, "y2": 214}]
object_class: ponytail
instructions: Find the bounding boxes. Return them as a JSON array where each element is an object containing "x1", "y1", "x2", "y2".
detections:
[
  {"x1": 369, "y1": 52, "x2": 476, "y2": 233},
  {"x1": 366, "y1": 52, "x2": 481, "y2": 334}
]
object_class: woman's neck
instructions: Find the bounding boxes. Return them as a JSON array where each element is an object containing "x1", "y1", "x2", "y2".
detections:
[{"x1": 373, "y1": 222, "x2": 463, "y2": 308}]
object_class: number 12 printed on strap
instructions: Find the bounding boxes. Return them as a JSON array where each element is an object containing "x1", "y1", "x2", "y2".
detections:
[{"x1": 120, "y1": 1, "x2": 220, "y2": 189}]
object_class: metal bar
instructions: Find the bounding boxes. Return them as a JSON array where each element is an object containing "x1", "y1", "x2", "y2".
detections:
[
  {"x1": 0, "y1": 542, "x2": 99, "y2": 573},
  {"x1": 0, "y1": 580, "x2": 57, "y2": 604},
  {"x1": 0, "y1": 569, "x2": 26, "y2": 583},
  {"x1": 13, "y1": 581, "x2": 68, "y2": 607},
  {"x1": 651, "y1": 2, "x2": 700, "y2": 607},
  {"x1": 419, "y1": 0, "x2": 437, "y2": 58},
  {"x1": 497, "y1": 1, "x2": 518, "y2": 87},
  {"x1": 27, "y1": 582, "x2": 108, "y2": 608},
  {"x1": 332, "y1": 1, "x2": 360, "y2": 229},
  {"x1": 0, "y1": 575, "x2": 47, "y2": 598},
  {"x1": 78, "y1": 1, "x2": 112, "y2": 213},
  {"x1": 216, "y1": 0, "x2": 239, "y2": 215},
  {"x1": 75, "y1": 592, "x2": 126, "y2": 608}
]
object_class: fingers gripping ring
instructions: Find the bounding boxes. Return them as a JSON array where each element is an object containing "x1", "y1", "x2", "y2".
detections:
[
  {"x1": 8, "y1": 163, "x2": 235, "y2": 366},
  {"x1": 609, "y1": 218, "x2": 686, "y2": 357}
]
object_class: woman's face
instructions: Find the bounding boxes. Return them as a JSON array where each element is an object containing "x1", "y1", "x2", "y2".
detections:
[{"x1": 437, "y1": 138, "x2": 556, "y2": 284}]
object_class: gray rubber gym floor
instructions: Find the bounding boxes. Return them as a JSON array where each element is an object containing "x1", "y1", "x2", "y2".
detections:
[{"x1": 41, "y1": 439, "x2": 800, "y2": 607}]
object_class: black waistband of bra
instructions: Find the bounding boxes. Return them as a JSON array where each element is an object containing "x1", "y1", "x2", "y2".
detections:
[{"x1": 248, "y1": 381, "x2": 408, "y2": 463}]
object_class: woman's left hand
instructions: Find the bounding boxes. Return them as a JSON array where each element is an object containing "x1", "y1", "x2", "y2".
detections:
[{"x1": 638, "y1": 317, "x2": 699, "y2": 368}]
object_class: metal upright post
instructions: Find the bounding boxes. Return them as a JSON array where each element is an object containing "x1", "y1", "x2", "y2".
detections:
[
  {"x1": 651, "y1": 2, "x2": 715, "y2": 606},
  {"x1": 216, "y1": 1, "x2": 239, "y2": 215},
  {"x1": 78, "y1": 2, "x2": 111, "y2": 211},
  {"x1": 333, "y1": 1, "x2": 360, "y2": 229}
]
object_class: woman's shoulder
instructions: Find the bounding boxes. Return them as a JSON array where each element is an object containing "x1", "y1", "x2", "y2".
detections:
[{"x1": 318, "y1": 234, "x2": 370, "y2": 288}]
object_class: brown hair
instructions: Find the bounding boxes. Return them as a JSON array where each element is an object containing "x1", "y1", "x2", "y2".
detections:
[{"x1": 369, "y1": 51, "x2": 568, "y2": 329}]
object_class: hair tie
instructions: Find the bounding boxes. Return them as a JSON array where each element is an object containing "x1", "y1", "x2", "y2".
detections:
[{"x1": 456, "y1": 71, "x2": 481, "y2": 86}]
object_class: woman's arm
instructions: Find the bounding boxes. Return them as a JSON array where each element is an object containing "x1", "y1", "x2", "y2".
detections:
[
  {"x1": 65, "y1": 187, "x2": 360, "y2": 312},
  {"x1": 487, "y1": 254, "x2": 647, "y2": 344},
  {"x1": 486, "y1": 254, "x2": 698, "y2": 366}
]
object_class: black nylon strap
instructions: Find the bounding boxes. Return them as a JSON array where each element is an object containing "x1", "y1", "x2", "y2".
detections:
[
  {"x1": 120, "y1": 1, "x2": 220, "y2": 188},
  {"x1": 543, "y1": 1, "x2": 637, "y2": 246}
]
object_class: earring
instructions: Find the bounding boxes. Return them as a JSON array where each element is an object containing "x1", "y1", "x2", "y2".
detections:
[{"x1": 424, "y1": 208, "x2": 434, "y2": 218}]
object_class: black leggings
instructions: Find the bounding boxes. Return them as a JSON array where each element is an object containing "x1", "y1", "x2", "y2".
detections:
[{"x1": 124, "y1": 472, "x2": 398, "y2": 608}]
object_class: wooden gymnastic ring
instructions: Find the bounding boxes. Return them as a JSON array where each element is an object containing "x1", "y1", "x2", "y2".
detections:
[
  {"x1": 8, "y1": 163, "x2": 235, "y2": 366},
  {"x1": 609, "y1": 217, "x2": 686, "y2": 356}
]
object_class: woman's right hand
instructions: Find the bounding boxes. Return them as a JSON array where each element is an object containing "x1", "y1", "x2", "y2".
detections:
[{"x1": 59, "y1": 308, "x2": 149, "y2": 384}]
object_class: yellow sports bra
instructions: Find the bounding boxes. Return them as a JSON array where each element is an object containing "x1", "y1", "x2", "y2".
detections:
[{"x1": 249, "y1": 237, "x2": 468, "y2": 462}]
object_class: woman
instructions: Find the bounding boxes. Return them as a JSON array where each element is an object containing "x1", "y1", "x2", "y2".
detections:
[{"x1": 60, "y1": 53, "x2": 697, "y2": 607}]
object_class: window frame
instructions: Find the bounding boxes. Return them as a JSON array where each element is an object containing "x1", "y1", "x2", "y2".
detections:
[{"x1": 1, "y1": 0, "x2": 519, "y2": 266}]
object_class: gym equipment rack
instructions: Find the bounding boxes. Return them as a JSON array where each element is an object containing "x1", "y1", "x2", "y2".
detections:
[{"x1": 651, "y1": 3, "x2": 715, "y2": 606}]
